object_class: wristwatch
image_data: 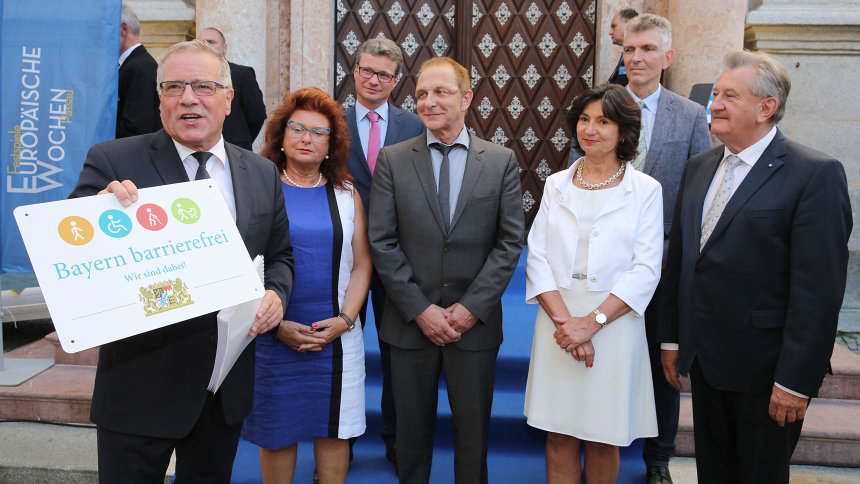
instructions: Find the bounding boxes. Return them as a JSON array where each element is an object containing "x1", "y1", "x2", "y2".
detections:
[
  {"x1": 339, "y1": 312, "x2": 355, "y2": 332},
  {"x1": 592, "y1": 309, "x2": 607, "y2": 327}
]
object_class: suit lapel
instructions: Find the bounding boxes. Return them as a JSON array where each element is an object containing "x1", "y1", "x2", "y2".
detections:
[
  {"x1": 225, "y1": 142, "x2": 251, "y2": 239},
  {"x1": 148, "y1": 130, "x2": 189, "y2": 185},
  {"x1": 346, "y1": 106, "x2": 372, "y2": 180},
  {"x1": 385, "y1": 106, "x2": 403, "y2": 145},
  {"x1": 643, "y1": 91, "x2": 674, "y2": 175},
  {"x1": 700, "y1": 132, "x2": 785, "y2": 253},
  {"x1": 410, "y1": 133, "x2": 447, "y2": 234},
  {"x1": 449, "y1": 141, "x2": 485, "y2": 231}
]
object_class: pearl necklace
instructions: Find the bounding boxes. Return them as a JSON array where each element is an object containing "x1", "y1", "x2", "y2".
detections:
[
  {"x1": 282, "y1": 170, "x2": 322, "y2": 188},
  {"x1": 576, "y1": 160, "x2": 626, "y2": 190}
]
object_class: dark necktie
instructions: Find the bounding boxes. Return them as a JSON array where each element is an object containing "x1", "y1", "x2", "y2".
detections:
[
  {"x1": 192, "y1": 151, "x2": 212, "y2": 180},
  {"x1": 430, "y1": 142, "x2": 462, "y2": 231}
]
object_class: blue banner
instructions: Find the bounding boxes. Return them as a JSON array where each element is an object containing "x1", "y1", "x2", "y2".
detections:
[{"x1": 1, "y1": 0, "x2": 121, "y2": 273}]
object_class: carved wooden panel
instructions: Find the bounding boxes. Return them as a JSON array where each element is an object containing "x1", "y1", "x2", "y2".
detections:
[{"x1": 334, "y1": 0, "x2": 596, "y2": 228}]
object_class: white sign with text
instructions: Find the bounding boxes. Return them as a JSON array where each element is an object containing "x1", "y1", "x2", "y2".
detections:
[{"x1": 14, "y1": 180, "x2": 263, "y2": 353}]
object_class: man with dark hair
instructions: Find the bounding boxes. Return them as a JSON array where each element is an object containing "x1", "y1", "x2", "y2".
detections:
[
  {"x1": 619, "y1": 14, "x2": 712, "y2": 484},
  {"x1": 369, "y1": 57, "x2": 524, "y2": 484},
  {"x1": 607, "y1": 8, "x2": 639, "y2": 85},
  {"x1": 71, "y1": 39, "x2": 294, "y2": 483},
  {"x1": 117, "y1": 4, "x2": 161, "y2": 138},
  {"x1": 661, "y1": 50, "x2": 851, "y2": 484},
  {"x1": 345, "y1": 37, "x2": 424, "y2": 468},
  {"x1": 198, "y1": 28, "x2": 267, "y2": 151}
]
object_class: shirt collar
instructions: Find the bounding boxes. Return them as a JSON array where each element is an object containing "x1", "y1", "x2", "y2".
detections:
[
  {"x1": 627, "y1": 84, "x2": 662, "y2": 112},
  {"x1": 172, "y1": 136, "x2": 229, "y2": 169},
  {"x1": 426, "y1": 126, "x2": 471, "y2": 149},
  {"x1": 356, "y1": 101, "x2": 390, "y2": 122},
  {"x1": 722, "y1": 126, "x2": 777, "y2": 167},
  {"x1": 119, "y1": 43, "x2": 141, "y2": 67}
]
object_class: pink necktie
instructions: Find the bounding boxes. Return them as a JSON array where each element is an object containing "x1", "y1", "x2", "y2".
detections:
[{"x1": 366, "y1": 111, "x2": 380, "y2": 174}]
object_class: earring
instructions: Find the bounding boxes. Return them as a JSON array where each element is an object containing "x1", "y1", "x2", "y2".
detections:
[
  {"x1": 280, "y1": 147, "x2": 284, "y2": 151},
  {"x1": 325, "y1": 154, "x2": 330, "y2": 159}
]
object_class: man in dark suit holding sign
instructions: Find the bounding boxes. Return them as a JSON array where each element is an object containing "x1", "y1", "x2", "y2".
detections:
[
  {"x1": 369, "y1": 57, "x2": 524, "y2": 484},
  {"x1": 70, "y1": 39, "x2": 293, "y2": 483},
  {"x1": 660, "y1": 50, "x2": 851, "y2": 483}
]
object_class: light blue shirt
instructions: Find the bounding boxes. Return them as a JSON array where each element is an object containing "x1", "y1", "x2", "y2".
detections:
[
  {"x1": 627, "y1": 84, "x2": 661, "y2": 150},
  {"x1": 355, "y1": 101, "x2": 390, "y2": 158},
  {"x1": 427, "y1": 127, "x2": 471, "y2": 224}
]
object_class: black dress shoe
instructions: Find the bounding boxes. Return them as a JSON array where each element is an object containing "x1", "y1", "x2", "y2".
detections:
[{"x1": 646, "y1": 466, "x2": 673, "y2": 484}]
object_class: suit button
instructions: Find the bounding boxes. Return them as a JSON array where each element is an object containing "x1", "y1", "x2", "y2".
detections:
[
  {"x1": 210, "y1": 335, "x2": 217, "y2": 344},
  {"x1": 695, "y1": 266, "x2": 703, "y2": 273},
  {"x1": 592, "y1": 231, "x2": 599, "y2": 237},
  {"x1": 589, "y1": 276, "x2": 597, "y2": 282},
  {"x1": 443, "y1": 246, "x2": 450, "y2": 253}
]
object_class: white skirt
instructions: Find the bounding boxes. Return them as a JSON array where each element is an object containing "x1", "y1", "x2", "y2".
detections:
[{"x1": 523, "y1": 283, "x2": 657, "y2": 446}]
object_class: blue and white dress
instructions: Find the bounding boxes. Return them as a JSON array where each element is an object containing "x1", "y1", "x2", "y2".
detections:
[{"x1": 242, "y1": 182, "x2": 366, "y2": 449}]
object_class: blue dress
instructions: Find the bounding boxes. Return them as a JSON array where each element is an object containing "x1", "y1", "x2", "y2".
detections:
[{"x1": 242, "y1": 183, "x2": 366, "y2": 449}]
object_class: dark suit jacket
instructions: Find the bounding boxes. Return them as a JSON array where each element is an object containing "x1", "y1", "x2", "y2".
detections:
[
  {"x1": 69, "y1": 130, "x2": 294, "y2": 438},
  {"x1": 368, "y1": 133, "x2": 524, "y2": 351},
  {"x1": 117, "y1": 45, "x2": 162, "y2": 138},
  {"x1": 608, "y1": 54, "x2": 628, "y2": 86},
  {"x1": 223, "y1": 62, "x2": 267, "y2": 151},
  {"x1": 345, "y1": 103, "x2": 424, "y2": 212},
  {"x1": 660, "y1": 129, "x2": 851, "y2": 397}
]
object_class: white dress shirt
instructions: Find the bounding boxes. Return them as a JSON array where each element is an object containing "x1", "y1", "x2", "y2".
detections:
[{"x1": 174, "y1": 137, "x2": 237, "y2": 221}]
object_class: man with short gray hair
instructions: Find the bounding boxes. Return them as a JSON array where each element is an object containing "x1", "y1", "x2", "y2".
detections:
[
  {"x1": 620, "y1": 13, "x2": 711, "y2": 484},
  {"x1": 660, "y1": 50, "x2": 851, "y2": 483},
  {"x1": 117, "y1": 4, "x2": 161, "y2": 138},
  {"x1": 71, "y1": 39, "x2": 294, "y2": 483}
]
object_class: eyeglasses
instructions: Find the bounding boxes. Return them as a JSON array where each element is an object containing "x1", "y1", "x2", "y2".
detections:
[
  {"x1": 356, "y1": 66, "x2": 396, "y2": 84},
  {"x1": 285, "y1": 120, "x2": 331, "y2": 142},
  {"x1": 159, "y1": 81, "x2": 226, "y2": 97}
]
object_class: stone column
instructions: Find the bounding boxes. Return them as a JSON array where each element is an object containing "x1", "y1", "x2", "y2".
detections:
[{"x1": 746, "y1": 0, "x2": 860, "y2": 329}]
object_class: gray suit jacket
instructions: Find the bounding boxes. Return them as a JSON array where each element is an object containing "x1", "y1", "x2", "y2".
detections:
[
  {"x1": 568, "y1": 87, "x2": 711, "y2": 245},
  {"x1": 368, "y1": 133, "x2": 524, "y2": 351}
]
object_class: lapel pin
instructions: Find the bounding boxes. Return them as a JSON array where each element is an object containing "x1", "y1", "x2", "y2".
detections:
[{"x1": 768, "y1": 163, "x2": 773, "y2": 167}]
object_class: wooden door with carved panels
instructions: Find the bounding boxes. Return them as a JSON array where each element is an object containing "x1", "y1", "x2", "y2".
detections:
[{"x1": 334, "y1": 0, "x2": 596, "y2": 228}]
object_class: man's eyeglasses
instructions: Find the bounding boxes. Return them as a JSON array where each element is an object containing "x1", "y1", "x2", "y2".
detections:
[
  {"x1": 159, "y1": 81, "x2": 226, "y2": 97},
  {"x1": 356, "y1": 66, "x2": 396, "y2": 84},
  {"x1": 285, "y1": 120, "x2": 331, "y2": 142}
]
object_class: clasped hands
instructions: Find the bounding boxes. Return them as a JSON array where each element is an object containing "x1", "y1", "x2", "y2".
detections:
[
  {"x1": 550, "y1": 314, "x2": 600, "y2": 368},
  {"x1": 275, "y1": 316, "x2": 350, "y2": 353},
  {"x1": 415, "y1": 302, "x2": 477, "y2": 346}
]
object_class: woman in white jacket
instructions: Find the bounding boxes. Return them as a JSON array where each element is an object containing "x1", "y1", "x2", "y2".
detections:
[{"x1": 524, "y1": 84, "x2": 663, "y2": 484}]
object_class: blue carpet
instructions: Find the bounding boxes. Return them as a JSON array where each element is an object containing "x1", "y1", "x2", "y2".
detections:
[{"x1": 230, "y1": 250, "x2": 650, "y2": 483}]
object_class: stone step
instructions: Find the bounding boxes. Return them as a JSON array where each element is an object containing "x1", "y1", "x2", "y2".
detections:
[
  {"x1": 676, "y1": 394, "x2": 860, "y2": 467},
  {"x1": 677, "y1": 343, "x2": 860, "y2": 400},
  {"x1": 0, "y1": 365, "x2": 94, "y2": 424}
]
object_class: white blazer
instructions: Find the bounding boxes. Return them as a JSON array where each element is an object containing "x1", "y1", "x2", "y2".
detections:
[{"x1": 525, "y1": 159, "x2": 663, "y2": 316}]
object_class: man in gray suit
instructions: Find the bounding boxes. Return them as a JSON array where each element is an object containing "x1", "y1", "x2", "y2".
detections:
[
  {"x1": 623, "y1": 14, "x2": 711, "y2": 484},
  {"x1": 368, "y1": 57, "x2": 524, "y2": 484}
]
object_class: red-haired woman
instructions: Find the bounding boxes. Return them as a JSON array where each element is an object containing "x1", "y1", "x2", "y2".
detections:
[{"x1": 241, "y1": 87, "x2": 371, "y2": 484}]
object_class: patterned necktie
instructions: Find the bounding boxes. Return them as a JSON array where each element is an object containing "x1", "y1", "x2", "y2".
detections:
[
  {"x1": 430, "y1": 142, "x2": 462, "y2": 231},
  {"x1": 700, "y1": 154, "x2": 742, "y2": 250},
  {"x1": 366, "y1": 111, "x2": 380, "y2": 174},
  {"x1": 631, "y1": 101, "x2": 647, "y2": 171},
  {"x1": 192, "y1": 151, "x2": 212, "y2": 180}
]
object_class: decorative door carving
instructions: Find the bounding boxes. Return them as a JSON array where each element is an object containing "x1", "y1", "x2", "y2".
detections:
[{"x1": 334, "y1": 0, "x2": 596, "y2": 228}]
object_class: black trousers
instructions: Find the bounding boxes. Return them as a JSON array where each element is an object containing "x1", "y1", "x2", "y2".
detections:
[
  {"x1": 689, "y1": 361, "x2": 804, "y2": 484},
  {"x1": 97, "y1": 392, "x2": 242, "y2": 484},
  {"x1": 642, "y1": 284, "x2": 680, "y2": 467},
  {"x1": 390, "y1": 343, "x2": 498, "y2": 484}
]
